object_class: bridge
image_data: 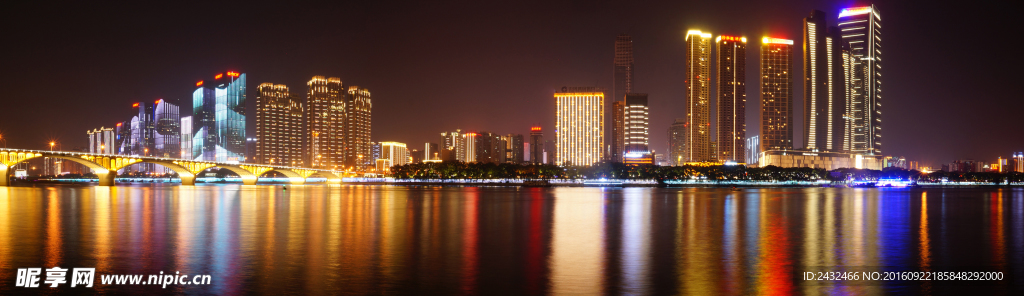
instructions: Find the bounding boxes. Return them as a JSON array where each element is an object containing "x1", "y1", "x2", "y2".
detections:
[{"x1": 0, "y1": 148, "x2": 345, "y2": 186}]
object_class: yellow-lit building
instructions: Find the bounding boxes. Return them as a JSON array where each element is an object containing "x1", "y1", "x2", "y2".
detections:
[
  {"x1": 759, "y1": 150, "x2": 882, "y2": 170},
  {"x1": 346, "y1": 86, "x2": 372, "y2": 171},
  {"x1": 555, "y1": 87, "x2": 604, "y2": 166},
  {"x1": 256, "y1": 83, "x2": 304, "y2": 166},
  {"x1": 379, "y1": 141, "x2": 408, "y2": 168},
  {"x1": 760, "y1": 37, "x2": 794, "y2": 153},
  {"x1": 684, "y1": 30, "x2": 712, "y2": 162},
  {"x1": 717, "y1": 34, "x2": 746, "y2": 163},
  {"x1": 306, "y1": 76, "x2": 345, "y2": 169}
]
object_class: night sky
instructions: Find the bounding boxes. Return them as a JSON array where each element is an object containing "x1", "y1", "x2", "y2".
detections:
[{"x1": 1, "y1": 1, "x2": 1020, "y2": 168}]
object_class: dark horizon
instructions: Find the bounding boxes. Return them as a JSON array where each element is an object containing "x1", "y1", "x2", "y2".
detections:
[{"x1": 2, "y1": 1, "x2": 1021, "y2": 168}]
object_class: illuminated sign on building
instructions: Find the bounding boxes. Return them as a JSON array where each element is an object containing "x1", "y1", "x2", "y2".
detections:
[
  {"x1": 839, "y1": 7, "x2": 872, "y2": 18},
  {"x1": 762, "y1": 37, "x2": 794, "y2": 45},
  {"x1": 215, "y1": 73, "x2": 223, "y2": 79},
  {"x1": 717, "y1": 35, "x2": 746, "y2": 43}
]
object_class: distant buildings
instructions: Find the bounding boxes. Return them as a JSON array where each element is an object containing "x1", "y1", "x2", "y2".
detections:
[
  {"x1": 346, "y1": 86, "x2": 373, "y2": 171},
  {"x1": 555, "y1": 87, "x2": 604, "y2": 166},
  {"x1": 377, "y1": 142, "x2": 408, "y2": 174},
  {"x1": 745, "y1": 136, "x2": 760, "y2": 165},
  {"x1": 463, "y1": 132, "x2": 478, "y2": 162},
  {"x1": 256, "y1": 83, "x2": 304, "y2": 166},
  {"x1": 306, "y1": 76, "x2": 345, "y2": 169},
  {"x1": 684, "y1": 30, "x2": 712, "y2": 162},
  {"x1": 667, "y1": 118, "x2": 687, "y2": 166},
  {"x1": 760, "y1": 150, "x2": 883, "y2": 170},
  {"x1": 529, "y1": 127, "x2": 544, "y2": 164},
  {"x1": 503, "y1": 134, "x2": 524, "y2": 164},
  {"x1": 1014, "y1": 152, "x2": 1024, "y2": 173},
  {"x1": 87, "y1": 127, "x2": 114, "y2": 154},
  {"x1": 180, "y1": 116, "x2": 191, "y2": 160},
  {"x1": 440, "y1": 130, "x2": 464, "y2": 161},
  {"x1": 839, "y1": 5, "x2": 883, "y2": 155},
  {"x1": 192, "y1": 71, "x2": 246, "y2": 162},
  {"x1": 611, "y1": 100, "x2": 625, "y2": 162},
  {"x1": 760, "y1": 37, "x2": 794, "y2": 152},
  {"x1": 424, "y1": 142, "x2": 439, "y2": 161},
  {"x1": 716, "y1": 34, "x2": 746, "y2": 162}
]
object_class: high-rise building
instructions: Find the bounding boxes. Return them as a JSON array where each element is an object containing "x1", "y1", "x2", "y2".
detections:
[
  {"x1": 424, "y1": 143, "x2": 439, "y2": 161},
  {"x1": 611, "y1": 100, "x2": 625, "y2": 162},
  {"x1": 152, "y1": 99, "x2": 181, "y2": 159},
  {"x1": 87, "y1": 127, "x2": 115, "y2": 154},
  {"x1": 760, "y1": 37, "x2": 795, "y2": 152},
  {"x1": 839, "y1": 5, "x2": 883, "y2": 154},
  {"x1": 623, "y1": 93, "x2": 651, "y2": 164},
  {"x1": 746, "y1": 136, "x2": 760, "y2": 165},
  {"x1": 1014, "y1": 152, "x2": 1024, "y2": 173},
  {"x1": 306, "y1": 76, "x2": 345, "y2": 169},
  {"x1": 804, "y1": 10, "x2": 847, "y2": 152},
  {"x1": 667, "y1": 118, "x2": 687, "y2": 166},
  {"x1": 612, "y1": 34, "x2": 634, "y2": 162},
  {"x1": 555, "y1": 87, "x2": 604, "y2": 166},
  {"x1": 346, "y1": 86, "x2": 373, "y2": 170},
  {"x1": 192, "y1": 71, "x2": 246, "y2": 162},
  {"x1": 716, "y1": 35, "x2": 746, "y2": 162},
  {"x1": 462, "y1": 132, "x2": 478, "y2": 162},
  {"x1": 256, "y1": 83, "x2": 304, "y2": 166},
  {"x1": 529, "y1": 127, "x2": 543, "y2": 164},
  {"x1": 684, "y1": 30, "x2": 712, "y2": 162},
  {"x1": 475, "y1": 132, "x2": 505, "y2": 163},
  {"x1": 503, "y1": 134, "x2": 524, "y2": 164},
  {"x1": 440, "y1": 130, "x2": 463, "y2": 161},
  {"x1": 180, "y1": 116, "x2": 191, "y2": 160}
]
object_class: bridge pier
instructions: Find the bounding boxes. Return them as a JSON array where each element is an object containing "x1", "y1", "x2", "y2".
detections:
[
  {"x1": 180, "y1": 175, "x2": 196, "y2": 186},
  {"x1": 97, "y1": 170, "x2": 116, "y2": 186},
  {"x1": 242, "y1": 176, "x2": 258, "y2": 186},
  {"x1": 289, "y1": 177, "x2": 306, "y2": 185},
  {"x1": 0, "y1": 166, "x2": 8, "y2": 186}
]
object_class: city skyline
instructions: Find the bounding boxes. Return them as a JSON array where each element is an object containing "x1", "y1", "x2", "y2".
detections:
[{"x1": 2, "y1": 2, "x2": 1021, "y2": 167}]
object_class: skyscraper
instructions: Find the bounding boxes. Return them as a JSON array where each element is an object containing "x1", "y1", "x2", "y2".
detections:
[
  {"x1": 463, "y1": 132, "x2": 477, "y2": 162},
  {"x1": 839, "y1": 5, "x2": 883, "y2": 154},
  {"x1": 716, "y1": 35, "x2": 746, "y2": 162},
  {"x1": 623, "y1": 93, "x2": 651, "y2": 164},
  {"x1": 612, "y1": 34, "x2": 633, "y2": 162},
  {"x1": 667, "y1": 118, "x2": 687, "y2": 166},
  {"x1": 256, "y1": 83, "x2": 304, "y2": 166},
  {"x1": 684, "y1": 30, "x2": 712, "y2": 162},
  {"x1": 346, "y1": 86, "x2": 372, "y2": 170},
  {"x1": 306, "y1": 76, "x2": 345, "y2": 169},
  {"x1": 555, "y1": 87, "x2": 604, "y2": 166},
  {"x1": 760, "y1": 37, "x2": 794, "y2": 152},
  {"x1": 503, "y1": 134, "x2": 524, "y2": 164},
  {"x1": 192, "y1": 71, "x2": 246, "y2": 162},
  {"x1": 441, "y1": 130, "x2": 463, "y2": 161},
  {"x1": 611, "y1": 100, "x2": 625, "y2": 162},
  {"x1": 180, "y1": 116, "x2": 191, "y2": 160},
  {"x1": 804, "y1": 10, "x2": 847, "y2": 152},
  {"x1": 152, "y1": 99, "x2": 181, "y2": 159},
  {"x1": 529, "y1": 127, "x2": 543, "y2": 164}
]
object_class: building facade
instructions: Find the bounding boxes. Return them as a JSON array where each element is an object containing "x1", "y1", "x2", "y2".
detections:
[
  {"x1": 379, "y1": 142, "x2": 408, "y2": 172},
  {"x1": 746, "y1": 136, "x2": 760, "y2": 165},
  {"x1": 667, "y1": 118, "x2": 687, "y2": 166},
  {"x1": 306, "y1": 76, "x2": 345, "y2": 169},
  {"x1": 256, "y1": 83, "x2": 304, "y2": 166},
  {"x1": 760, "y1": 37, "x2": 794, "y2": 152},
  {"x1": 152, "y1": 99, "x2": 181, "y2": 159},
  {"x1": 87, "y1": 127, "x2": 115, "y2": 154},
  {"x1": 612, "y1": 34, "x2": 634, "y2": 162},
  {"x1": 716, "y1": 35, "x2": 746, "y2": 162},
  {"x1": 623, "y1": 93, "x2": 651, "y2": 164},
  {"x1": 503, "y1": 134, "x2": 524, "y2": 164},
  {"x1": 555, "y1": 87, "x2": 604, "y2": 166},
  {"x1": 440, "y1": 130, "x2": 464, "y2": 161},
  {"x1": 192, "y1": 71, "x2": 246, "y2": 162},
  {"x1": 839, "y1": 5, "x2": 883, "y2": 154},
  {"x1": 346, "y1": 86, "x2": 373, "y2": 170},
  {"x1": 529, "y1": 127, "x2": 543, "y2": 164},
  {"x1": 759, "y1": 150, "x2": 883, "y2": 170},
  {"x1": 611, "y1": 100, "x2": 625, "y2": 162},
  {"x1": 804, "y1": 10, "x2": 847, "y2": 152},
  {"x1": 180, "y1": 116, "x2": 191, "y2": 160},
  {"x1": 684, "y1": 30, "x2": 712, "y2": 162}
]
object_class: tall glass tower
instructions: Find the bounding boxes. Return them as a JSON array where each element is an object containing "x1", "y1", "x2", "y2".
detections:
[
  {"x1": 716, "y1": 35, "x2": 746, "y2": 162},
  {"x1": 192, "y1": 71, "x2": 246, "y2": 162},
  {"x1": 760, "y1": 37, "x2": 794, "y2": 152},
  {"x1": 684, "y1": 30, "x2": 712, "y2": 162},
  {"x1": 838, "y1": 5, "x2": 882, "y2": 154}
]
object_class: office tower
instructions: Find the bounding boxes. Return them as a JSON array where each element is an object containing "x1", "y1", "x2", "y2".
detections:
[
  {"x1": 474, "y1": 132, "x2": 505, "y2": 163},
  {"x1": 424, "y1": 143, "x2": 439, "y2": 161},
  {"x1": 746, "y1": 136, "x2": 760, "y2": 165},
  {"x1": 529, "y1": 127, "x2": 543, "y2": 164},
  {"x1": 760, "y1": 37, "x2": 794, "y2": 152},
  {"x1": 462, "y1": 132, "x2": 478, "y2": 162},
  {"x1": 192, "y1": 71, "x2": 246, "y2": 162},
  {"x1": 256, "y1": 83, "x2": 304, "y2": 166},
  {"x1": 716, "y1": 35, "x2": 747, "y2": 162},
  {"x1": 623, "y1": 93, "x2": 651, "y2": 164},
  {"x1": 804, "y1": 10, "x2": 847, "y2": 152},
  {"x1": 87, "y1": 127, "x2": 115, "y2": 154},
  {"x1": 503, "y1": 134, "x2": 524, "y2": 163},
  {"x1": 611, "y1": 100, "x2": 625, "y2": 162},
  {"x1": 1015, "y1": 152, "x2": 1024, "y2": 173},
  {"x1": 180, "y1": 116, "x2": 191, "y2": 159},
  {"x1": 347, "y1": 86, "x2": 373, "y2": 170},
  {"x1": 555, "y1": 87, "x2": 604, "y2": 166},
  {"x1": 839, "y1": 5, "x2": 883, "y2": 154},
  {"x1": 152, "y1": 99, "x2": 181, "y2": 159},
  {"x1": 440, "y1": 130, "x2": 463, "y2": 161},
  {"x1": 306, "y1": 76, "x2": 345, "y2": 169},
  {"x1": 115, "y1": 121, "x2": 130, "y2": 155},
  {"x1": 667, "y1": 118, "x2": 687, "y2": 165},
  {"x1": 128, "y1": 102, "x2": 153, "y2": 157},
  {"x1": 612, "y1": 34, "x2": 634, "y2": 162},
  {"x1": 684, "y1": 30, "x2": 712, "y2": 162}
]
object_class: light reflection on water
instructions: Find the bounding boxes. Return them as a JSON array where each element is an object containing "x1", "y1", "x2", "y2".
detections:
[{"x1": 0, "y1": 185, "x2": 1022, "y2": 294}]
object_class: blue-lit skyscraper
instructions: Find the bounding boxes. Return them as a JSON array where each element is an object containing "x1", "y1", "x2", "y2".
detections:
[{"x1": 192, "y1": 71, "x2": 246, "y2": 162}]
